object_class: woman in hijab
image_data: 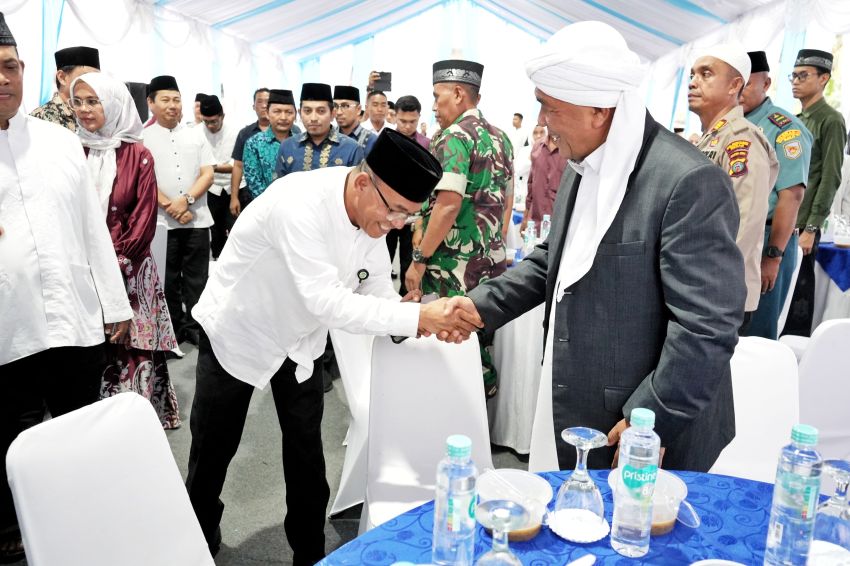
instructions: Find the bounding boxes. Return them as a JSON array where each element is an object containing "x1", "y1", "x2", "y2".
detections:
[{"x1": 71, "y1": 72, "x2": 180, "y2": 428}]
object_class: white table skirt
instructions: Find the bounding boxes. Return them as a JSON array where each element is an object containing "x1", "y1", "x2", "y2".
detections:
[
  {"x1": 813, "y1": 261, "x2": 850, "y2": 329},
  {"x1": 489, "y1": 304, "x2": 545, "y2": 454}
]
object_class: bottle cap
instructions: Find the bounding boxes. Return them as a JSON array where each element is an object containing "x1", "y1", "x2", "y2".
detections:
[
  {"x1": 543, "y1": 214, "x2": 551, "y2": 220},
  {"x1": 629, "y1": 408, "x2": 655, "y2": 428},
  {"x1": 791, "y1": 424, "x2": 818, "y2": 445},
  {"x1": 446, "y1": 434, "x2": 472, "y2": 458}
]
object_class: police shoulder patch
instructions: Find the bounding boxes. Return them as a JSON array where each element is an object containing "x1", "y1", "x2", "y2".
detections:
[
  {"x1": 776, "y1": 129, "x2": 801, "y2": 144},
  {"x1": 768, "y1": 112, "x2": 792, "y2": 128},
  {"x1": 711, "y1": 119, "x2": 728, "y2": 133},
  {"x1": 726, "y1": 139, "x2": 751, "y2": 178}
]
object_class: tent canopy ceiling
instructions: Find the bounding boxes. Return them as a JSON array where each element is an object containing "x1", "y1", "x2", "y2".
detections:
[{"x1": 154, "y1": 0, "x2": 778, "y2": 62}]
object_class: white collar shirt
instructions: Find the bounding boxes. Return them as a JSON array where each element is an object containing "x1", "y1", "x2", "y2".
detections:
[
  {"x1": 199, "y1": 121, "x2": 237, "y2": 196},
  {"x1": 142, "y1": 122, "x2": 216, "y2": 230},
  {"x1": 192, "y1": 166, "x2": 419, "y2": 388},
  {"x1": 0, "y1": 112, "x2": 132, "y2": 365},
  {"x1": 363, "y1": 120, "x2": 394, "y2": 134}
]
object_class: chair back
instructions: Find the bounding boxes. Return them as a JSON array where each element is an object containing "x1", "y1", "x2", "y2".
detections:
[
  {"x1": 710, "y1": 337, "x2": 799, "y2": 482},
  {"x1": 360, "y1": 335, "x2": 494, "y2": 533},
  {"x1": 6, "y1": 393, "x2": 214, "y2": 566},
  {"x1": 777, "y1": 245, "x2": 804, "y2": 335},
  {"x1": 328, "y1": 329, "x2": 374, "y2": 515},
  {"x1": 798, "y1": 318, "x2": 850, "y2": 459}
]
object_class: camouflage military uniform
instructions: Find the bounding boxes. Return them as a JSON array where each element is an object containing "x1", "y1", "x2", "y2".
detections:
[
  {"x1": 421, "y1": 108, "x2": 513, "y2": 296},
  {"x1": 421, "y1": 108, "x2": 513, "y2": 394},
  {"x1": 30, "y1": 92, "x2": 77, "y2": 132}
]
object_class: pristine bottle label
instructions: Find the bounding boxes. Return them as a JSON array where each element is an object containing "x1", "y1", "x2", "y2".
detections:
[{"x1": 622, "y1": 465, "x2": 658, "y2": 500}]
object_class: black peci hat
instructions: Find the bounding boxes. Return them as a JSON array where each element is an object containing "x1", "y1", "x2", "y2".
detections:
[
  {"x1": 795, "y1": 49, "x2": 833, "y2": 73},
  {"x1": 748, "y1": 51, "x2": 770, "y2": 74},
  {"x1": 432, "y1": 59, "x2": 484, "y2": 87},
  {"x1": 300, "y1": 83, "x2": 333, "y2": 103},
  {"x1": 366, "y1": 129, "x2": 442, "y2": 203},
  {"x1": 0, "y1": 12, "x2": 16, "y2": 47},
  {"x1": 200, "y1": 94, "x2": 223, "y2": 117},
  {"x1": 148, "y1": 75, "x2": 180, "y2": 96},
  {"x1": 268, "y1": 89, "x2": 295, "y2": 106},
  {"x1": 55, "y1": 46, "x2": 100, "y2": 69},
  {"x1": 333, "y1": 85, "x2": 360, "y2": 103}
]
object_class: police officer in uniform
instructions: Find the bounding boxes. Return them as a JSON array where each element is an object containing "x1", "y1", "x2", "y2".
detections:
[{"x1": 740, "y1": 51, "x2": 813, "y2": 339}]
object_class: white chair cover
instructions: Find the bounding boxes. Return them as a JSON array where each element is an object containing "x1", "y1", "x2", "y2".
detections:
[
  {"x1": 490, "y1": 304, "x2": 545, "y2": 454},
  {"x1": 328, "y1": 329, "x2": 374, "y2": 516},
  {"x1": 710, "y1": 337, "x2": 799, "y2": 482},
  {"x1": 797, "y1": 318, "x2": 850, "y2": 459},
  {"x1": 777, "y1": 245, "x2": 804, "y2": 335},
  {"x1": 6, "y1": 392, "x2": 214, "y2": 566},
  {"x1": 359, "y1": 335, "x2": 494, "y2": 533}
]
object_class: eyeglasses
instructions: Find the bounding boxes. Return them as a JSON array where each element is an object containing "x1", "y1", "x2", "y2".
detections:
[
  {"x1": 789, "y1": 71, "x2": 816, "y2": 83},
  {"x1": 333, "y1": 102, "x2": 354, "y2": 110},
  {"x1": 367, "y1": 172, "x2": 418, "y2": 226},
  {"x1": 69, "y1": 97, "x2": 103, "y2": 110}
]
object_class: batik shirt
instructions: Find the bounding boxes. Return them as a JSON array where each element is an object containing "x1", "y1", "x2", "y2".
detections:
[
  {"x1": 347, "y1": 124, "x2": 377, "y2": 156},
  {"x1": 421, "y1": 108, "x2": 513, "y2": 297},
  {"x1": 275, "y1": 130, "x2": 363, "y2": 178},
  {"x1": 243, "y1": 128, "x2": 290, "y2": 199},
  {"x1": 30, "y1": 92, "x2": 77, "y2": 132}
]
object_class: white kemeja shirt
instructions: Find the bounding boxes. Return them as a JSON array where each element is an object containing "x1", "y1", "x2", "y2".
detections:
[
  {"x1": 198, "y1": 121, "x2": 237, "y2": 196},
  {"x1": 0, "y1": 111, "x2": 132, "y2": 366},
  {"x1": 192, "y1": 166, "x2": 420, "y2": 388},
  {"x1": 142, "y1": 122, "x2": 216, "y2": 230}
]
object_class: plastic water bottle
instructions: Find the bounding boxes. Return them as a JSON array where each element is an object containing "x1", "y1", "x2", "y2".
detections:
[
  {"x1": 764, "y1": 424, "x2": 823, "y2": 566},
  {"x1": 432, "y1": 435, "x2": 477, "y2": 565},
  {"x1": 610, "y1": 408, "x2": 661, "y2": 558},
  {"x1": 540, "y1": 214, "x2": 552, "y2": 241},
  {"x1": 523, "y1": 221, "x2": 537, "y2": 256}
]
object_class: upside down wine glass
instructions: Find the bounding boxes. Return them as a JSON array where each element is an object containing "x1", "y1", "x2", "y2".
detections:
[{"x1": 475, "y1": 500, "x2": 529, "y2": 565}]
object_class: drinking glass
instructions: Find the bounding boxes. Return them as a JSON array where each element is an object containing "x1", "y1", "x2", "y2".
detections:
[
  {"x1": 475, "y1": 500, "x2": 528, "y2": 565},
  {"x1": 813, "y1": 459, "x2": 850, "y2": 550}
]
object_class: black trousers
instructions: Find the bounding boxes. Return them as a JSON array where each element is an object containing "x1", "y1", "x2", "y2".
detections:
[
  {"x1": 165, "y1": 228, "x2": 210, "y2": 338},
  {"x1": 386, "y1": 226, "x2": 412, "y2": 296},
  {"x1": 207, "y1": 191, "x2": 235, "y2": 259},
  {"x1": 783, "y1": 230, "x2": 821, "y2": 337},
  {"x1": 186, "y1": 334, "x2": 329, "y2": 565},
  {"x1": 0, "y1": 344, "x2": 106, "y2": 531}
]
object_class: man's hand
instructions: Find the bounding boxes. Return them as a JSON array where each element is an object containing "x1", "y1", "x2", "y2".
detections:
[
  {"x1": 800, "y1": 231, "x2": 815, "y2": 255},
  {"x1": 405, "y1": 262, "x2": 426, "y2": 295},
  {"x1": 401, "y1": 289, "x2": 423, "y2": 303},
  {"x1": 438, "y1": 297, "x2": 484, "y2": 342},
  {"x1": 230, "y1": 192, "x2": 241, "y2": 217},
  {"x1": 418, "y1": 297, "x2": 483, "y2": 343},
  {"x1": 178, "y1": 210, "x2": 194, "y2": 225},
  {"x1": 761, "y1": 256, "x2": 781, "y2": 294},
  {"x1": 368, "y1": 71, "x2": 381, "y2": 89},
  {"x1": 607, "y1": 418, "x2": 665, "y2": 468},
  {"x1": 166, "y1": 197, "x2": 189, "y2": 220},
  {"x1": 105, "y1": 320, "x2": 131, "y2": 345}
]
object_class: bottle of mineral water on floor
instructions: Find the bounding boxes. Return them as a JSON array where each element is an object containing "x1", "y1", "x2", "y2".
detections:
[
  {"x1": 764, "y1": 424, "x2": 823, "y2": 566},
  {"x1": 432, "y1": 434, "x2": 477, "y2": 565},
  {"x1": 610, "y1": 408, "x2": 661, "y2": 558},
  {"x1": 540, "y1": 214, "x2": 552, "y2": 241}
]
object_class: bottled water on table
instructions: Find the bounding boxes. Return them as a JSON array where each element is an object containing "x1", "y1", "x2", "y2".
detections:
[
  {"x1": 610, "y1": 408, "x2": 661, "y2": 558},
  {"x1": 764, "y1": 424, "x2": 823, "y2": 566},
  {"x1": 523, "y1": 221, "x2": 537, "y2": 256},
  {"x1": 540, "y1": 214, "x2": 552, "y2": 241},
  {"x1": 432, "y1": 435, "x2": 477, "y2": 565}
]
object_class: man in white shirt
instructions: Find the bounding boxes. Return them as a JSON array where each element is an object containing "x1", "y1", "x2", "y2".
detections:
[
  {"x1": 0, "y1": 16, "x2": 132, "y2": 561},
  {"x1": 363, "y1": 90, "x2": 393, "y2": 134},
  {"x1": 185, "y1": 129, "x2": 482, "y2": 563},
  {"x1": 197, "y1": 94, "x2": 237, "y2": 259},
  {"x1": 142, "y1": 75, "x2": 215, "y2": 346}
]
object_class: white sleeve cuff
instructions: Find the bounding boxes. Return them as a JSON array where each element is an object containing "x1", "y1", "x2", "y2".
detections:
[{"x1": 435, "y1": 172, "x2": 467, "y2": 195}]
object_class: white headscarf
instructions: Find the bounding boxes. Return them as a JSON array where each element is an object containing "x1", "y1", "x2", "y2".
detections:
[
  {"x1": 526, "y1": 21, "x2": 646, "y2": 300},
  {"x1": 72, "y1": 72, "x2": 143, "y2": 216}
]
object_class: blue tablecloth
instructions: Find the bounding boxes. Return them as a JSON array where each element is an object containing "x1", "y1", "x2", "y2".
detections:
[
  {"x1": 816, "y1": 243, "x2": 850, "y2": 292},
  {"x1": 321, "y1": 470, "x2": 773, "y2": 565}
]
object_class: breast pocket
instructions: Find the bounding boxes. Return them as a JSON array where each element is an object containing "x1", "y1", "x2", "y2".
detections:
[{"x1": 596, "y1": 241, "x2": 646, "y2": 256}]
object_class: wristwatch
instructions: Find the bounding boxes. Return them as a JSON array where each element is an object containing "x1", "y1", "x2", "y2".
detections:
[
  {"x1": 804, "y1": 224, "x2": 819, "y2": 234},
  {"x1": 764, "y1": 245, "x2": 784, "y2": 258},
  {"x1": 183, "y1": 194, "x2": 196, "y2": 205},
  {"x1": 412, "y1": 248, "x2": 431, "y2": 264}
]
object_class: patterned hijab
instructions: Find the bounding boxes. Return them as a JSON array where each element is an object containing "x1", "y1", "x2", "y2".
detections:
[{"x1": 72, "y1": 72, "x2": 143, "y2": 216}]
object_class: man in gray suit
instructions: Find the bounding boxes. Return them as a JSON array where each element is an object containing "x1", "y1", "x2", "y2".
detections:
[{"x1": 447, "y1": 22, "x2": 746, "y2": 471}]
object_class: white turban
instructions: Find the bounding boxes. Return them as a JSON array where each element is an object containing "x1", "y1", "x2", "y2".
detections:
[
  {"x1": 692, "y1": 42, "x2": 751, "y2": 84},
  {"x1": 525, "y1": 21, "x2": 647, "y2": 299}
]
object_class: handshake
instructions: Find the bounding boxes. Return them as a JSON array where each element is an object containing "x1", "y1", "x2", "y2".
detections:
[{"x1": 403, "y1": 291, "x2": 484, "y2": 343}]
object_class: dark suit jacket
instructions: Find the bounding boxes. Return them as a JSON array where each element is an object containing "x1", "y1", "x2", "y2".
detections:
[{"x1": 468, "y1": 113, "x2": 746, "y2": 471}]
